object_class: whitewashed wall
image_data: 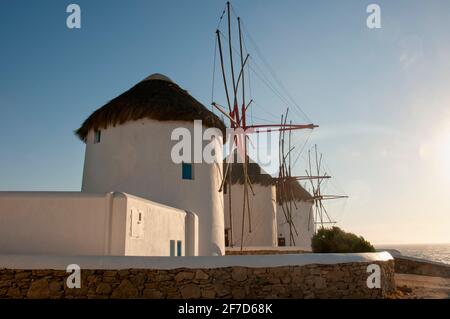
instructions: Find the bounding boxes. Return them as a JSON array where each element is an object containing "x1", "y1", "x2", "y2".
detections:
[
  {"x1": 224, "y1": 184, "x2": 277, "y2": 247},
  {"x1": 277, "y1": 200, "x2": 314, "y2": 251},
  {"x1": 124, "y1": 194, "x2": 192, "y2": 256},
  {"x1": 0, "y1": 192, "x2": 196, "y2": 256},
  {"x1": 82, "y1": 119, "x2": 224, "y2": 256},
  {"x1": 0, "y1": 192, "x2": 117, "y2": 255}
]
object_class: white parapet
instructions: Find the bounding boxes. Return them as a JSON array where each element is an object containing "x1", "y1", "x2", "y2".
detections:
[{"x1": 0, "y1": 252, "x2": 394, "y2": 270}]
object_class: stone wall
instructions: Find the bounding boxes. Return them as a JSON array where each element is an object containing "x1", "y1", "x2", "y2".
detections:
[
  {"x1": 0, "y1": 261, "x2": 395, "y2": 299},
  {"x1": 394, "y1": 256, "x2": 450, "y2": 278}
]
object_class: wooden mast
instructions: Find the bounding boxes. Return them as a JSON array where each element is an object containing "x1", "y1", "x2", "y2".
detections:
[{"x1": 213, "y1": 1, "x2": 319, "y2": 251}]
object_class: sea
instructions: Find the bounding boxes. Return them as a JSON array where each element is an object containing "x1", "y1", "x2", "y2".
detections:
[{"x1": 375, "y1": 243, "x2": 450, "y2": 265}]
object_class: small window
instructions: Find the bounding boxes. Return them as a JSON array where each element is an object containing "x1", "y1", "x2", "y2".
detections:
[
  {"x1": 225, "y1": 229, "x2": 229, "y2": 247},
  {"x1": 170, "y1": 240, "x2": 176, "y2": 256},
  {"x1": 177, "y1": 240, "x2": 182, "y2": 256},
  {"x1": 94, "y1": 130, "x2": 101, "y2": 144},
  {"x1": 130, "y1": 209, "x2": 144, "y2": 238},
  {"x1": 182, "y1": 162, "x2": 193, "y2": 180}
]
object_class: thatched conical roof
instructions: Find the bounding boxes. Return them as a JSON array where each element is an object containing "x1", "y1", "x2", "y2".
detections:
[
  {"x1": 75, "y1": 74, "x2": 226, "y2": 141},
  {"x1": 276, "y1": 178, "x2": 313, "y2": 204},
  {"x1": 224, "y1": 152, "x2": 275, "y2": 187}
]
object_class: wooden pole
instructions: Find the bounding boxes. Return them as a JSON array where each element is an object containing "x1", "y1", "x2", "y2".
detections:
[{"x1": 216, "y1": 31, "x2": 232, "y2": 114}]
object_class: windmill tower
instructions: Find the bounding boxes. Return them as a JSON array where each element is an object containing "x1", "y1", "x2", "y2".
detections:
[
  {"x1": 78, "y1": 74, "x2": 226, "y2": 256},
  {"x1": 224, "y1": 153, "x2": 277, "y2": 248},
  {"x1": 274, "y1": 111, "x2": 331, "y2": 250}
]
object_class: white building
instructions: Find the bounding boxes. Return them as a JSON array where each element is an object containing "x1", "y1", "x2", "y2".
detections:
[
  {"x1": 0, "y1": 192, "x2": 197, "y2": 256},
  {"x1": 0, "y1": 74, "x2": 226, "y2": 257},
  {"x1": 276, "y1": 180, "x2": 315, "y2": 251},
  {"x1": 224, "y1": 157, "x2": 278, "y2": 248}
]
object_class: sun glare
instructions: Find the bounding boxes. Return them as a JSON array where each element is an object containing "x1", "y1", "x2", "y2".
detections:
[
  {"x1": 435, "y1": 126, "x2": 450, "y2": 179},
  {"x1": 419, "y1": 120, "x2": 450, "y2": 180}
]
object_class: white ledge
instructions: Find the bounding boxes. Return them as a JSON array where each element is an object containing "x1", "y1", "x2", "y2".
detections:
[
  {"x1": 226, "y1": 246, "x2": 309, "y2": 252},
  {"x1": 0, "y1": 252, "x2": 393, "y2": 270}
]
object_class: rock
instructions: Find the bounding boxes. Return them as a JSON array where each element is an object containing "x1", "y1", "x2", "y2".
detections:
[
  {"x1": 143, "y1": 289, "x2": 164, "y2": 298},
  {"x1": 49, "y1": 281, "x2": 63, "y2": 294},
  {"x1": 398, "y1": 285, "x2": 413, "y2": 294},
  {"x1": 96, "y1": 283, "x2": 112, "y2": 295},
  {"x1": 144, "y1": 282, "x2": 158, "y2": 289},
  {"x1": 214, "y1": 283, "x2": 231, "y2": 297},
  {"x1": 156, "y1": 274, "x2": 172, "y2": 282},
  {"x1": 15, "y1": 272, "x2": 31, "y2": 280},
  {"x1": 102, "y1": 276, "x2": 119, "y2": 284},
  {"x1": 0, "y1": 280, "x2": 13, "y2": 289},
  {"x1": 175, "y1": 271, "x2": 195, "y2": 282},
  {"x1": 310, "y1": 268, "x2": 322, "y2": 275},
  {"x1": 27, "y1": 279, "x2": 50, "y2": 299},
  {"x1": 111, "y1": 280, "x2": 138, "y2": 299},
  {"x1": 314, "y1": 277, "x2": 327, "y2": 289},
  {"x1": 253, "y1": 269, "x2": 267, "y2": 275},
  {"x1": 7, "y1": 287, "x2": 22, "y2": 298},
  {"x1": 180, "y1": 284, "x2": 201, "y2": 299},
  {"x1": 0, "y1": 287, "x2": 9, "y2": 297},
  {"x1": 32, "y1": 270, "x2": 53, "y2": 276},
  {"x1": 118, "y1": 270, "x2": 130, "y2": 277},
  {"x1": 195, "y1": 270, "x2": 209, "y2": 280},
  {"x1": 131, "y1": 273, "x2": 147, "y2": 287},
  {"x1": 213, "y1": 269, "x2": 230, "y2": 280},
  {"x1": 267, "y1": 277, "x2": 281, "y2": 284},
  {"x1": 166, "y1": 292, "x2": 182, "y2": 298},
  {"x1": 271, "y1": 284, "x2": 287, "y2": 296},
  {"x1": 231, "y1": 287, "x2": 246, "y2": 298},
  {"x1": 201, "y1": 288, "x2": 216, "y2": 299},
  {"x1": 231, "y1": 267, "x2": 247, "y2": 282},
  {"x1": 103, "y1": 271, "x2": 118, "y2": 277},
  {"x1": 291, "y1": 274, "x2": 304, "y2": 284}
]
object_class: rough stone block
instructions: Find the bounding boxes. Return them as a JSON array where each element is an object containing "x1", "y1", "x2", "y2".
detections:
[
  {"x1": 27, "y1": 279, "x2": 50, "y2": 299},
  {"x1": 111, "y1": 280, "x2": 138, "y2": 299},
  {"x1": 231, "y1": 267, "x2": 247, "y2": 282},
  {"x1": 180, "y1": 284, "x2": 201, "y2": 299}
]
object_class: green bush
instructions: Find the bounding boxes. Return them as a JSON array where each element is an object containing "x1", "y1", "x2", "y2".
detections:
[{"x1": 311, "y1": 227, "x2": 375, "y2": 253}]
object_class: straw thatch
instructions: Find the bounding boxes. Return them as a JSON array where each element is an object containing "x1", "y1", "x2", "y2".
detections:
[
  {"x1": 276, "y1": 178, "x2": 313, "y2": 204},
  {"x1": 224, "y1": 161, "x2": 275, "y2": 187},
  {"x1": 75, "y1": 76, "x2": 226, "y2": 141}
]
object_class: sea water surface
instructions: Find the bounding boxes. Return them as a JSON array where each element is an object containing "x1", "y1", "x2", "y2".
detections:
[{"x1": 376, "y1": 243, "x2": 450, "y2": 264}]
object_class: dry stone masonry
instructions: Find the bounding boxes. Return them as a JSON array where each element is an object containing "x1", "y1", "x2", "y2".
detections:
[{"x1": 0, "y1": 260, "x2": 395, "y2": 299}]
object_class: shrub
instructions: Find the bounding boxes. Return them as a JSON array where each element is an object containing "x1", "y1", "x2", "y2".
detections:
[{"x1": 311, "y1": 227, "x2": 375, "y2": 253}]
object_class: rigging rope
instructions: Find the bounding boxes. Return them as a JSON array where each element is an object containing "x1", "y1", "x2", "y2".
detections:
[
  {"x1": 216, "y1": 6, "x2": 226, "y2": 30},
  {"x1": 240, "y1": 21, "x2": 312, "y2": 123},
  {"x1": 217, "y1": 31, "x2": 300, "y2": 124}
]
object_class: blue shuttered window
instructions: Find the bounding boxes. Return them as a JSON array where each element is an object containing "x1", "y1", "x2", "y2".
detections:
[
  {"x1": 177, "y1": 240, "x2": 182, "y2": 256},
  {"x1": 94, "y1": 130, "x2": 101, "y2": 144},
  {"x1": 182, "y1": 162, "x2": 193, "y2": 180}
]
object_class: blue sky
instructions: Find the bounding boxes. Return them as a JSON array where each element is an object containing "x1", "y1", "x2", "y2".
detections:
[{"x1": 1, "y1": 0, "x2": 449, "y2": 244}]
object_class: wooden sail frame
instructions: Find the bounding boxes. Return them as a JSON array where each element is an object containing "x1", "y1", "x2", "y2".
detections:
[{"x1": 213, "y1": 2, "x2": 318, "y2": 251}]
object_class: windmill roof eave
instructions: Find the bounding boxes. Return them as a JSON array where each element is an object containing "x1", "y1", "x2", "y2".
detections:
[
  {"x1": 75, "y1": 74, "x2": 226, "y2": 142},
  {"x1": 276, "y1": 178, "x2": 313, "y2": 204}
]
